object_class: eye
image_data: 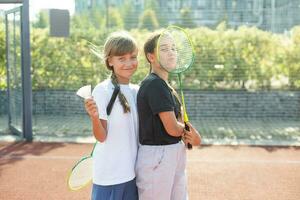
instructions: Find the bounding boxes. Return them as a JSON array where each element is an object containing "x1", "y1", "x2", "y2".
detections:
[
  {"x1": 118, "y1": 57, "x2": 125, "y2": 61},
  {"x1": 131, "y1": 55, "x2": 137, "y2": 60},
  {"x1": 160, "y1": 48, "x2": 168, "y2": 52}
]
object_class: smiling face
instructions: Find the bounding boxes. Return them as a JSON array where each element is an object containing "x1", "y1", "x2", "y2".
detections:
[
  {"x1": 104, "y1": 31, "x2": 138, "y2": 83},
  {"x1": 108, "y1": 49, "x2": 138, "y2": 82}
]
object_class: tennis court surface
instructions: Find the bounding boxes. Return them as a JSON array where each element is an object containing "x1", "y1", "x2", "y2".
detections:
[{"x1": 0, "y1": 142, "x2": 299, "y2": 200}]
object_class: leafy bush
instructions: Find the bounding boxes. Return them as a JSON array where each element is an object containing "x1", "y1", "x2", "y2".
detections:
[
  {"x1": 0, "y1": 21, "x2": 6, "y2": 89},
  {"x1": 182, "y1": 25, "x2": 299, "y2": 90},
  {"x1": 138, "y1": 9, "x2": 159, "y2": 31},
  {"x1": 0, "y1": 22, "x2": 299, "y2": 91}
]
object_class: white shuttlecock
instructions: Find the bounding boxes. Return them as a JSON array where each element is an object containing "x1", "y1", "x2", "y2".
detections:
[{"x1": 76, "y1": 85, "x2": 92, "y2": 99}]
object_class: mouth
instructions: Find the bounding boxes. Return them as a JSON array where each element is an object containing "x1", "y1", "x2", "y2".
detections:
[
  {"x1": 169, "y1": 56, "x2": 177, "y2": 59},
  {"x1": 122, "y1": 68, "x2": 135, "y2": 71}
]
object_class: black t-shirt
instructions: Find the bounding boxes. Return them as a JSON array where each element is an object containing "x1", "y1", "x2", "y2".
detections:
[{"x1": 137, "y1": 73, "x2": 181, "y2": 145}]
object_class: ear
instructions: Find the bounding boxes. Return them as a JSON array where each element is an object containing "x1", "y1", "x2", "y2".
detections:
[
  {"x1": 146, "y1": 53, "x2": 155, "y2": 63},
  {"x1": 107, "y1": 57, "x2": 113, "y2": 67}
]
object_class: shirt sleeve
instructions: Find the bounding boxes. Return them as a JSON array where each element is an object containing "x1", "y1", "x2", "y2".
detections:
[
  {"x1": 146, "y1": 79, "x2": 174, "y2": 115},
  {"x1": 92, "y1": 85, "x2": 108, "y2": 120}
]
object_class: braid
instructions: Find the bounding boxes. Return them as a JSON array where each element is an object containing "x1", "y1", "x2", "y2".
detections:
[
  {"x1": 111, "y1": 73, "x2": 131, "y2": 113},
  {"x1": 166, "y1": 82, "x2": 182, "y2": 119}
]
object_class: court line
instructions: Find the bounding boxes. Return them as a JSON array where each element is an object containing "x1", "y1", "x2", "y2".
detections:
[
  {"x1": 1, "y1": 154, "x2": 299, "y2": 164},
  {"x1": 187, "y1": 159, "x2": 300, "y2": 164},
  {"x1": 0, "y1": 154, "x2": 81, "y2": 160}
]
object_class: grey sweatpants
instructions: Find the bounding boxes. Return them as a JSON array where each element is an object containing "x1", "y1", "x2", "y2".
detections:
[{"x1": 136, "y1": 142, "x2": 188, "y2": 200}]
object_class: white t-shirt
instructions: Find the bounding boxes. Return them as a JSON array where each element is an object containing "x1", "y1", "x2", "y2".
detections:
[{"x1": 91, "y1": 79, "x2": 139, "y2": 186}]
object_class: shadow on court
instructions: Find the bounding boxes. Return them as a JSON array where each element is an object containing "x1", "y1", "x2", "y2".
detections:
[
  {"x1": 0, "y1": 142, "x2": 65, "y2": 175},
  {"x1": 0, "y1": 142, "x2": 299, "y2": 200}
]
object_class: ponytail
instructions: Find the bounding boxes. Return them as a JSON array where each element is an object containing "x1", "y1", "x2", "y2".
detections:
[{"x1": 166, "y1": 82, "x2": 182, "y2": 119}]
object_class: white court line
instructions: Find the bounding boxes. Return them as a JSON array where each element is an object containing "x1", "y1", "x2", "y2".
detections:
[
  {"x1": 0, "y1": 154, "x2": 82, "y2": 160},
  {"x1": 0, "y1": 154, "x2": 299, "y2": 164},
  {"x1": 187, "y1": 159, "x2": 300, "y2": 164}
]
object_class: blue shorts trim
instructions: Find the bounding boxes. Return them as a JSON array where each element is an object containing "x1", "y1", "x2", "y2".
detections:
[{"x1": 91, "y1": 178, "x2": 138, "y2": 200}]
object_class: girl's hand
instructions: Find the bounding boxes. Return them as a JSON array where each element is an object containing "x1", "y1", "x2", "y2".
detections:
[
  {"x1": 84, "y1": 98, "x2": 99, "y2": 119},
  {"x1": 183, "y1": 122, "x2": 201, "y2": 146}
]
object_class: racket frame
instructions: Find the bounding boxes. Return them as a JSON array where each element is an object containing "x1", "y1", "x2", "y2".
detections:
[
  {"x1": 156, "y1": 25, "x2": 195, "y2": 75},
  {"x1": 67, "y1": 142, "x2": 97, "y2": 191},
  {"x1": 156, "y1": 25, "x2": 196, "y2": 149}
]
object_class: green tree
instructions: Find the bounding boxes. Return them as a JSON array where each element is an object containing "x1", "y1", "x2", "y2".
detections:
[
  {"x1": 6, "y1": 24, "x2": 299, "y2": 91},
  {"x1": 90, "y1": 8, "x2": 105, "y2": 29},
  {"x1": 145, "y1": 0, "x2": 158, "y2": 10},
  {"x1": 31, "y1": 29, "x2": 108, "y2": 90},
  {"x1": 278, "y1": 26, "x2": 300, "y2": 89},
  {"x1": 179, "y1": 8, "x2": 196, "y2": 28},
  {"x1": 122, "y1": 0, "x2": 139, "y2": 30},
  {"x1": 0, "y1": 21, "x2": 6, "y2": 89},
  {"x1": 289, "y1": 26, "x2": 300, "y2": 89},
  {"x1": 184, "y1": 26, "x2": 283, "y2": 90},
  {"x1": 144, "y1": 0, "x2": 167, "y2": 28},
  {"x1": 71, "y1": 13, "x2": 90, "y2": 30},
  {"x1": 139, "y1": 9, "x2": 159, "y2": 31},
  {"x1": 33, "y1": 10, "x2": 48, "y2": 29},
  {"x1": 107, "y1": 7, "x2": 124, "y2": 29}
]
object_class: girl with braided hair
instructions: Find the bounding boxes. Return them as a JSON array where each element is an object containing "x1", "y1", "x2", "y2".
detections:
[{"x1": 84, "y1": 31, "x2": 139, "y2": 200}]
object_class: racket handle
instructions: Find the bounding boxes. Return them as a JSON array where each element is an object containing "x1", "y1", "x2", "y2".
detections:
[{"x1": 184, "y1": 123, "x2": 193, "y2": 150}]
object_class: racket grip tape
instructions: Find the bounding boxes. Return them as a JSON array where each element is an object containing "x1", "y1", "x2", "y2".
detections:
[{"x1": 184, "y1": 123, "x2": 193, "y2": 150}]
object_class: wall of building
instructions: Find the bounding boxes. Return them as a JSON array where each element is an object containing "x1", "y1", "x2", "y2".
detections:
[{"x1": 74, "y1": 0, "x2": 300, "y2": 33}]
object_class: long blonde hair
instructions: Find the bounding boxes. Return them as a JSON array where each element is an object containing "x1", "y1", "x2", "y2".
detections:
[{"x1": 103, "y1": 31, "x2": 138, "y2": 113}]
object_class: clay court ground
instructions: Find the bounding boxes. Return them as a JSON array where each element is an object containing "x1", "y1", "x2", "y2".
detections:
[{"x1": 0, "y1": 142, "x2": 299, "y2": 200}]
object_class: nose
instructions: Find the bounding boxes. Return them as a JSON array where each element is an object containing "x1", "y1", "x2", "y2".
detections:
[
  {"x1": 167, "y1": 49, "x2": 176, "y2": 56},
  {"x1": 124, "y1": 60, "x2": 134, "y2": 69},
  {"x1": 168, "y1": 51, "x2": 177, "y2": 59}
]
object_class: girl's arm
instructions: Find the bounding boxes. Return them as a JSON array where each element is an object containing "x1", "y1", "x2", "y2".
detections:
[
  {"x1": 85, "y1": 98, "x2": 108, "y2": 142},
  {"x1": 159, "y1": 111, "x2": 185, "y2": 137},
  {"x1": 91, "y1": 118, "x2": 107, "y2": 142},
  {"x1": 183, "y1": 122, "x2": 201, "y2": 146}
]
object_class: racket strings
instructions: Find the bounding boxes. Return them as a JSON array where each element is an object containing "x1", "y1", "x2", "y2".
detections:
[
  {"x1": 68, "y1": 156, "x2": 93, "y2": 190},
  {"x1": 175, "y1": 36, "x2": 193, "y2": 70},
  {"x1": 159, "y1": 29, "x2": 194, "y2": 74}
]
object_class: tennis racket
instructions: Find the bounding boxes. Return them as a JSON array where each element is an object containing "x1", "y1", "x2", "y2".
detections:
[
  {"x1": 67, "y1": 142, "x2": 96, "y2": 191},
  {"x1": 67, "y1": 85, "x2": 94, "y2": 191},
  {"x1": 156, "y1": 25, "x2": 195, "y2": 149},
  {"x1": 68, "y1": 84, "x2": 120, "y2": 190}
]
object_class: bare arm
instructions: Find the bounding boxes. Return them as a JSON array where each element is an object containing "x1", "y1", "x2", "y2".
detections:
[
  {"x1": 85, "y1": 98, "x2": 108, "y2": 142},
  {"x1": 91, "y1": 118, "x2": 107, "y2": 142},
  {"x1": 183, "y1": 122, "x2": 201, "y2": 146},
  {"x1": 159, "y1": 111, "x2": 185, "y2": 137}
]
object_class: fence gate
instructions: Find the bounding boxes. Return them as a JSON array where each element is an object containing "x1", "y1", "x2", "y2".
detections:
[
  {"x1": 5, "y1": 1, "x2": 32, "y2": 140},
  {"x1": 5, "y1": 6, "x2": 23, "y2": 136}
]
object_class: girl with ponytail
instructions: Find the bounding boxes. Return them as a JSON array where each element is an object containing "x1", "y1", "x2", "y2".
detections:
[
  {"x1": 84, "y1": 31, "x2": 139, "y2": 200},
  {"x1": 136, "y1": 32, "x2": 201, "y2": 200}
]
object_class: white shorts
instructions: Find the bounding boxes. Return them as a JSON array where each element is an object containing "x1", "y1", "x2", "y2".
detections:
[{"x1": 136, "y1": 141, "x2": 188, "y2": 200}]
